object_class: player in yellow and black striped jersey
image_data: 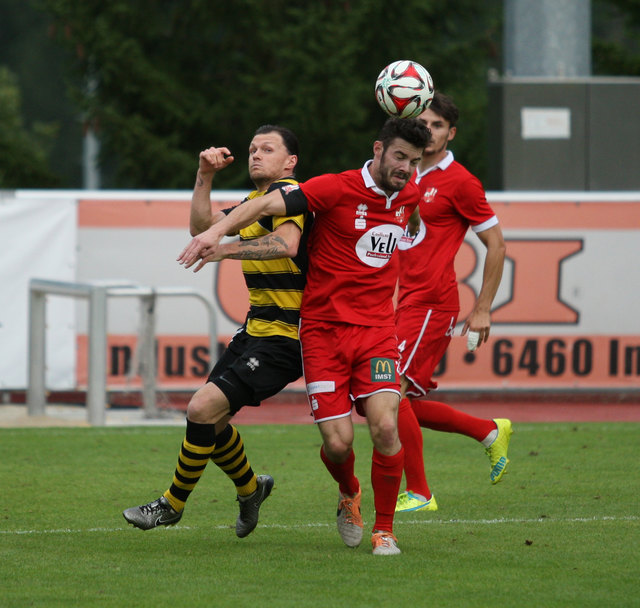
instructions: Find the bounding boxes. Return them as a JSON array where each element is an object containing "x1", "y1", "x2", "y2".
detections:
[
  {"x1": 228, "y1": 177, "x2": 309, "y2": 342},
  {"x1": 123, "y1": 126, "x2": 311, "y2": 537}
]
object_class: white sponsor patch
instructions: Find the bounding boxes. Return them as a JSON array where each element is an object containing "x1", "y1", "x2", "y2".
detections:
[
  {"x1": 355, "y1": 224, "x2": 405, "y2": 267},
  {"x1": 306, "y1": 380, "x2": 336, "y2": 395}
]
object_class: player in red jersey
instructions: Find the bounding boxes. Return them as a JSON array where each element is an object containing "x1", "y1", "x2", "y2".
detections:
[
  {"x1": 178, "y1": 117, "x2": 430, "y2": 555},
  {"x1": 394, "y1": 92, "x2": 513, "y2": 514}
]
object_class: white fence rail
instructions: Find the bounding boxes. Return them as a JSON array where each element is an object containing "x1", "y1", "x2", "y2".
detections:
[{"x1": 27, "y1": 278, "x2": 217, "y2": 426}]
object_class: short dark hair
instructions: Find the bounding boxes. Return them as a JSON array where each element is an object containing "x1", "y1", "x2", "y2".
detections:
[
  {"x1": 428, "y1": 92, "x2": 459, "y2": 127},
  {"x1": 377, "y1": 117, "x2": 430, "y2": 152},
  {"x1": 254, "y1": 124, "x2": 300, "y2": 157}
]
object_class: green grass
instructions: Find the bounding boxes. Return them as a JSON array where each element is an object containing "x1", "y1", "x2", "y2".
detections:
[{"x1": 1, "y1": 422, "x2": 639, "y2": 607}]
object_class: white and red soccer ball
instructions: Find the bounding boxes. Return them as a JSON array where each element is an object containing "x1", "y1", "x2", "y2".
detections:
[{"x1": 375, "y1": 60, "x2": 435, "y2": 119}]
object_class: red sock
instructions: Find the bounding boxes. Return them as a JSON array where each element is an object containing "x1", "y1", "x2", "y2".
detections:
[
  {"x1": 397, "y1": 397, "x2": 431, "y2": 498},
  {"x1": 411, "y1": 399, "x2": 495, "y2": 442},
  {"x1": 320, "y1": 445, "x2": 360, "y2": 496},
  {"x1": 371, "y1": 447, "x2": 404, "y2": 534}
]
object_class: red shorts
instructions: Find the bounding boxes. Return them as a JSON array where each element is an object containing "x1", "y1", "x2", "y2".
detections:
[
  {"x1": 300, "y1": 319, "x2": 401, "y2": 423},
  {"x1": 395, "y1": 304, "x2": 458, "y2": 397}
]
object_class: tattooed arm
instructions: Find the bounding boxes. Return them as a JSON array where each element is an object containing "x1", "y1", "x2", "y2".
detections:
[{"x1": 190, "y1": 220, "x2": 302, "y2": 271}]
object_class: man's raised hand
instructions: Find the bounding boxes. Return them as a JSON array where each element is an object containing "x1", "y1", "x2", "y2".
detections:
[{"x1": 198, "y1": 146, "x2": 234, "y2": 176}]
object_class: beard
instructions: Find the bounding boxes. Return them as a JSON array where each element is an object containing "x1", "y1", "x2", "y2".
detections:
[{"x1": 379, "y1": 168, "x2": 409, "y2": 193}]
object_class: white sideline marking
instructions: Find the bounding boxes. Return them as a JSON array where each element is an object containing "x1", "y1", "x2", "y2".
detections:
[{"x1": 1, "y1": 515, "x2": 637, "y2": 536}]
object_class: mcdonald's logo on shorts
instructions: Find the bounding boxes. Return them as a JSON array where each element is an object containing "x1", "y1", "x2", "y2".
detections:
[{"x1": 371, "y1": 357, "x2": 396, "y2": 382}]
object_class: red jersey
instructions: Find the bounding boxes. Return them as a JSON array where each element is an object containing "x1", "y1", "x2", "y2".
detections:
[
  {"x1": 299, "y1": 162, "x2": 420, "y2": 326},
  {"x1": 397, "y1": 152, "x2": 498, "y2": 311}
]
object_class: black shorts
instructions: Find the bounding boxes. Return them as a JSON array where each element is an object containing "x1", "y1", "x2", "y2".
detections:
[{"x1": 207, "y1": 329, "x2": 303, "y2": 415}]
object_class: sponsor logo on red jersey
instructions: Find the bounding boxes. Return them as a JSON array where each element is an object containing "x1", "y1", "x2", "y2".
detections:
[
  {"x1": 355, "y1": 203, "x2": 368, "y2": 230},
  {"x1": 355, "y1": 224, "x2": 404, "y2": 267}
]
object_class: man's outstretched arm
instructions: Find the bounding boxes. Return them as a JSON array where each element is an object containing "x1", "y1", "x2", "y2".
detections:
[
  {"x1": 177, "y1": 188, "x2": 290, "y2": 269},
  {"x1": 188, "y1": 221, "x2": 302, "y2": 273}
]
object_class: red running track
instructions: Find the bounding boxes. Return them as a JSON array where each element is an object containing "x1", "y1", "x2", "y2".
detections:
[
  {"x1": 230, "y1": 391, "x2": 640, "y2": 425},
  {"x1": 14, "y1": 389, "x2": 639, "y2": 424}
]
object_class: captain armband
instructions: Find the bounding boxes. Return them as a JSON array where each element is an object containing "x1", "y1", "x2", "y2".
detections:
[{"x1": 282, "y1": 186, "x2": 308, "y2": 216}]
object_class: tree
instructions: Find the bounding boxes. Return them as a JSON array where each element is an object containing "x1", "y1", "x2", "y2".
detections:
[
  {"x1": 33, "y1": 0, "x2": 640, "y2": 190},
  {"x1": 0, "y1": 66, "x2": 60, "y2": 187},
  {"x1": 41, "y1": 0, "x2": 503, "y2": 188},
  {"x1": 593, "y1": 0, "x2": 640, "y2": 75}
]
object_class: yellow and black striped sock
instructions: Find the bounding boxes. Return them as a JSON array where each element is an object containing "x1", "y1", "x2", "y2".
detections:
[
  {"x1": 210, "y1": 424, "x2": 257, "y2": 497},
  {"x1": 163, "y1": 419, "x2": 216, "y2": 512}
]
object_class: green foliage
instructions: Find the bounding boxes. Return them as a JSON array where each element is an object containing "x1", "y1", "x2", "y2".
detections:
[
  {"x1": 593, "y1": 0, "x2": 640, "y2": 75},
  {"x1": 0, "y1": 66, "x2": 61, "y2": 187},
  {"x1": 0, "y1": 422, "x2": 638, "y2": 607},
  {"x1": 6, "y1": 0, "x2": 639, "y2": 189},
  {"x1": 40, "y1": 0, "x2": 504, "y2": 188}
]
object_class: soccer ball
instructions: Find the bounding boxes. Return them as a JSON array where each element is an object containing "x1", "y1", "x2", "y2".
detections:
[{"x1": 375, "y1": 60, "x2": 434, "y2": 119}]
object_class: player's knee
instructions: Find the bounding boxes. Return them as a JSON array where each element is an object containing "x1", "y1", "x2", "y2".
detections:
[
  {"x1": 186, "y1": 389, "x2": 227, "y2": 424},
  {"x1": 186, "y1": 397, "x2": 209, "y2": 423},
  {"x1": 370, "y1": 418, "x2": 398, "y2": 452},
  {"x1": 323, "y1": 437, "x2": 352, "y2": 462}
]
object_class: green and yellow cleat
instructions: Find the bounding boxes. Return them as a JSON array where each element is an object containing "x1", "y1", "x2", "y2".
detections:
[
  {"x1": 486, "y1": 418, "x2": 513, "y2": 484},
  {"x1": 395, "y1": 491, "x2": 438, "y2": 513}
]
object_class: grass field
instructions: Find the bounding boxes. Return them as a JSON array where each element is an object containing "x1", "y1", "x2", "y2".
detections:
[{"x1": 1, "y1": 421, "x2": 638, "y2": 607}]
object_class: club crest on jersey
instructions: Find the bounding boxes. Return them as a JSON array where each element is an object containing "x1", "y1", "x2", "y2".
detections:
[
  {"x1": 422, "y1": 187, "x2": 437, "y2": 203},
  {"x1": 395, "y1": 205, "x2": 406, "y2": 223},
  {"x1": 370, "y1": 358, "x2": 396, "y2": 382},
  {"x1": 281, "y1": 184, "x2": 300, "y2": 195},
  {"x1": 355, "y1": 203, "x2": 368, "y2": 230}
]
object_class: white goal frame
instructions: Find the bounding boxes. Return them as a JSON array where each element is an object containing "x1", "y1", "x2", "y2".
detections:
[{"x1": 27, "y1": 278, "x2": 217, "y2": 426}]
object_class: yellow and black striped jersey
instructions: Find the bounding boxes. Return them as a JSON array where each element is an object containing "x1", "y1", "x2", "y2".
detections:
[{"x1": 224, "y1": 178, "x2": 311, "y2": 340}]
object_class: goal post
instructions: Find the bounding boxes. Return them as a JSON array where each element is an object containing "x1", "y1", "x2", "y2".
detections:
[{"x1": 27, "y1": 279, "x2": 217, "y2": 426}]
